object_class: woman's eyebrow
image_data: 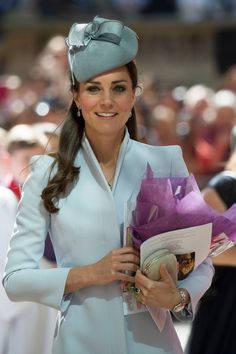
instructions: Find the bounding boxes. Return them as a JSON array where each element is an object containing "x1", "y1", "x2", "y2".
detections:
[
  {"x1": 112, "y1": 80, "x2": 128, "y2": 84},
  {"x1": 86, "y1": 81, "x2": 100, "y2": 84}
]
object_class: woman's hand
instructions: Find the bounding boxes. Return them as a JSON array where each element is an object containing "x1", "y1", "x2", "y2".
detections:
[
  {"x1": 64, "y1": 246, "x2": 139, "y2": 294},
  {"x1": 134, "y1": 264, "x2": 180, "y2": 310},
  {"x1": 92, "y1": 246, "x2": 140, "y2": 285}
]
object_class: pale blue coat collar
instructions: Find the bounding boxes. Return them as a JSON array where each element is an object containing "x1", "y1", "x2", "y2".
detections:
[{"x1": 80, "y1": 128, "x2": 130, "y2": 194}]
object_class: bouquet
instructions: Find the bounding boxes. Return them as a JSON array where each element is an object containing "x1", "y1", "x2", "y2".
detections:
[
  {"x1": 121, "y1": 164, "x2": 236, "y2": 331},
  {"x1": 130, "y1": 163, "x2": 236, "y2": 257}
]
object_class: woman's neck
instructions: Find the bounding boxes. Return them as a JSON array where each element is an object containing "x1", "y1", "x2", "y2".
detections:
[
  {"x1": 85, "y1": 128, "x2": 125, "y2": 186},
  {"x1": 85, "y1": 129, "x2": 125, "y2": 165}
]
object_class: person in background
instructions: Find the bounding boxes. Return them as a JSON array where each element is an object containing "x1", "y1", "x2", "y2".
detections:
[
  {"x1": 0, "y1": 184, "x2": 56, "y2": 354},
  {"x1": 33, "y1": 121, "x2": 60, "y2": 153},
  {"x1": 0, "y1": 127, "x2": 9, "y2": 183},
  {"x1": 148, "y1": 104, "x2": 180, "y2": 146},
  {"x1": 1, "y1": 124, "x2": 57, "y2": 354},
  {"x1": 3, "y1": 15, "x2": 214, "y2": 354},
  {"x1": 177, "y1": 84, "x2": 218, "y2": 186},
  {"x1": 0, "y1": 185, "x2": 19, "y2": 354},
  {"x1": 2, "y1": 124, "x2": 47, "y2": 198},
  {"x1": 185, "y1": 126, "x2": 236, "y2": 354},
  {"x1": 204, "y1": 89, "x2": 236, "y2": 169}
]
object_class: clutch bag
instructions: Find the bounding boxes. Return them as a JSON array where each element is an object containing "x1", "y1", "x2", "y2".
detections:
[{"x1": 142, "y1": 248, "x2": 177, "y2": 284}]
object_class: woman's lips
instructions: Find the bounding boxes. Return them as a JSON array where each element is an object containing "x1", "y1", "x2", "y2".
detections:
[{"x1": 95, "y1": 112, "x2": 117, "y2": 119}]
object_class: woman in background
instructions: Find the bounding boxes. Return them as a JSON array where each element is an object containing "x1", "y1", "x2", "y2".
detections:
[{"x1": 186, "y1": 130, "x2": 236, "y2": 354}]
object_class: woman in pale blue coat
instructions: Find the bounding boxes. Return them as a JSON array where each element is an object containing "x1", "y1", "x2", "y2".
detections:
[{"x1": 3, "y1": 16, "x2": 214, "y2": 354}]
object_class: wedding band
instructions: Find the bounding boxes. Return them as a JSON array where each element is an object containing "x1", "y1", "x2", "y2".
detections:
[{"x1": 134, "y1": 287, "x2": 141, "y2": 295}]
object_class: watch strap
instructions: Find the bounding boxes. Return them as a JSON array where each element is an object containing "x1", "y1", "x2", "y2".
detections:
[{"x1": 172, "y1": 288, "x2": 188, "y2": 312}]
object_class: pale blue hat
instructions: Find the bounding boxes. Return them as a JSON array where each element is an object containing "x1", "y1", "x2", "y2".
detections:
[{"x1": 66, "y1": 16, "x2": 139, "y2": 83}]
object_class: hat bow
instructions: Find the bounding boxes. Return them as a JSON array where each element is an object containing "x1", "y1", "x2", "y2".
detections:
[{"x1": 67, "y1": 16, "x2": 123, "y2": 53}]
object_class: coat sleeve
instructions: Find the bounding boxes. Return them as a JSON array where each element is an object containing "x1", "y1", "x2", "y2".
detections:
[{"x1": 2, "y1": 155, "x2": 71, "y2": 311}]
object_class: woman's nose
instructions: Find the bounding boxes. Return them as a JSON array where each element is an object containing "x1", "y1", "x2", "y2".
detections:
[{"x1": 100, "y1": 90, "x2": 114, "y2": 107}]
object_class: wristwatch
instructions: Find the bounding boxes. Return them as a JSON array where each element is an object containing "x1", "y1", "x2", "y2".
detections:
[{"x1": 172, "y1": 288, "x2": 188, "y2": 313}]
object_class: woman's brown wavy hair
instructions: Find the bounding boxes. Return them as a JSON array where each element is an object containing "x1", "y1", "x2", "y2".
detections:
[{"x1": 41, "y1": 61, "x2": 138, "y2": 213}]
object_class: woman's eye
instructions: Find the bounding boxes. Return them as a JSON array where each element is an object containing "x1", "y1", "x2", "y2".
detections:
[
  {"x1": 86, "y1": 86, "x2": 100, "y2": 93},
  {"x1": 113, "y1": 85, "x2": 126, "y2": 92}
]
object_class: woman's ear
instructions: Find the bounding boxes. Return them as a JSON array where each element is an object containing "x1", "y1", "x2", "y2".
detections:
[
  {"x1": 73, "y1": 93, "x2": 81, "y2": 115},
  {"x1": 73, "y1": 91, "x2": 80, "y2": 108}
]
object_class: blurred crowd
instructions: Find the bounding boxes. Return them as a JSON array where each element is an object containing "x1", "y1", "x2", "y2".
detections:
[
  {"x1": 1, "y1": 0, "x2": 236, "y2": 19},
  {"x1": 136, "y1": 69, "x2": 236, "y2": 188}
]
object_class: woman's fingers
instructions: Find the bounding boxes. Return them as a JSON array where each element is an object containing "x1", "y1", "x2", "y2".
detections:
[
  {"x1": 112, "y1": 253, "x2": 140, "y2": 266},
  {"x1": 114, "y1": 262, "x2": 140, "y2": 273},
  {"x1": 92, "y1": 246, "x2": 140, "y2": 285},
  {"x1": 110, "y1": 247, "x2": 140, "y2": 268},
  {"x1": 134, "y1": 266, "x2": 181, "y2": 309},
  {"x1": 112, "y1": 246, "x2": 140, "y2": 258}
]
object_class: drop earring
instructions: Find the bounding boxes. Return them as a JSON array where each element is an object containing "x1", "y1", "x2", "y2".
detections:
[
  {"x1": 129, "y1": 111, "x2": 132, "y2": 118},
  {"x1": 77, "y1": 108, "x2": 81, "y2": 117}
]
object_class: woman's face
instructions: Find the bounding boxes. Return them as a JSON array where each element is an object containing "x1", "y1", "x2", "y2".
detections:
[{"x1": 74, "y1": 66, "x2": 135, "y2": 140}]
